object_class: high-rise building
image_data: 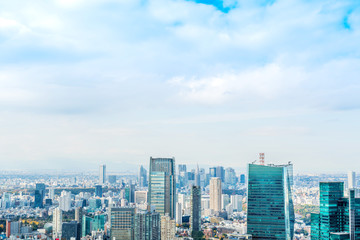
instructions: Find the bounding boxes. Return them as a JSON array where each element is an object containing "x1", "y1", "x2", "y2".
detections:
[
  {"x1": 49, "y1": 187, "x2": 55, "y2": 200},
  {"x1": 240, "y1": 174, "x2": 246, "y2": 184},
  {"x1": 110, "y1": 207, "x2": 136, "y2": 240},
  {"x1": 99, "y1": 164, "x2": 106, "y2": 184},
  {"x1": 59, "y1": 191, "x2": 72, "y2": 212},
  {"x1": 160, "y1": 214, "x2": 175, "y2": 240},
  {"x1": 108, "y1": 175, "x2": 117, "y2": 184},
  {"x1": 311, "y1": 182, "x2": 360, "y2": 239},
  {"x1": 75, "y1": 207, "x2": 83, "y2": 224},
  {"x1": 221, "y1": 194, "x2": 230, "y2": 210},
  {"x1": 135, "y1": 210, "x2": 160, "y2": 240},
  {"x1": 176, "y1": 202, "x2": 182, "y2": 225},
  {"x1": 216, "y1": 166, "x2": 225, "y2": 182},
  {"x1": 95, "y1": 185, "x2": 102, "y2": 197},
  {"x1": 34, "y1": 183, "x2": 46, "y2": 208},
  {"x1": 210, "y1": 177, "x2": 222, "y2": 212},
  {"x1": 148, "y1": 157, "x2": 176, "y2": 219},
  {"x1": 139, "y1": 166, "x2": 148, "y2": 188},
  {"x1": 82, "y1": 214, "x2": 105, "y2": 237},
  {"x1": 195, "y1": 165, "x2": 200, "y2": 187},
  {"x1": 190, "y1": 185, "x2": 201, "y2": 235},
  {"x1": 349, "y1": 171, "x2": 356, "y2": 189},
  {"x1": 230, "y1": 195, "x2": 242, "y2": 212},
  {"x1": 125, "y1": 184, "x2": 135, "y2": 203},
  {"x1": 225, "y1": 168, "x2": 236, "y2": 185},
  {"x1": 62, "y1": 221, "x2": 81, "y2": 240},
  {"x1": 53, "y1": 208, "x2": 62, "y2": 239},
  {"x1": 247, "y1": 163, "x2": 295, "y2": 239}
]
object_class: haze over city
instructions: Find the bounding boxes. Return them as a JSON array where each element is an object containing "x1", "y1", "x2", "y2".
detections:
[{"x1": 1, "y1": 0, "x2": 360, "y2": 172}]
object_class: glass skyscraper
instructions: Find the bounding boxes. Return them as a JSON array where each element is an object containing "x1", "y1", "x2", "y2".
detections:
[
  {"x1": 190, "y1": 185, "x2": 201, "y2": 235},
  {"x1": 247, "y1": 163, "x2": 294, "y2": 239},
  {"x1": 148, "y1": 157, "x2": 176, "y2": 219},
  {"x1": 311, "y1": 182, "x2": 360, "y2": 240}
]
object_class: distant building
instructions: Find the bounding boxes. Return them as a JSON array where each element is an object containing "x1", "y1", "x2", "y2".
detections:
[
  {"x1": 148, "y1": 157, "x2": 176, "y2": 218},
  {"x1": 160, "y1": 214, "x2": 175, "y2": 240},
  {"x1": 62, "y1": 221, "x2": 81, "y2": 240},
  {"x1": 99, "y1": 164, "x2": 106, "y2": 184},
  {"x1": 221, "y1": 194, "x2": 230, "y2": 211},
  {"x1": 125, "y1": 184, "x2": 135, "y2": 203},
  {"x1": 110, "y1": 207, "x2": 135, "y2": 240},
  {"x1": 52, "y1": 208, "x2": 62, "y2": 239},
  {"x1": 134, "y1": 191, "x2": 148, "y2": 204},
  {"x1": 59, "y1": 191, "x2": 72, "y2": 211},
  {"x1": 6, "y1": 220, "x2": 21, "y2": 238},
  {"x1": 95, "y1": 185, "x2": 102, "y2": 197},
  {"x1": 210, "y1": 177, "x2": 222, "y2": 212},
  {"x1": 176, "y1": 202, "x2": 182, "y2": 225},
  {"x1": 75, "y1": 207, "x2": 83, "y2": 224},
  {"x1": 108, "y1": 175, "x2": 117, "y2": 184},
  {"x1": 225, "y1": 168, "x2": 236, "y2": 185},
  {"x1": 34, "y1": 183, "x2": 46, "y2": 208},
  {"x1": 247, "y1": 163, "x2": 294, "y2": 239},
  {"x1": 311, "y1": 182, "x2": 360, "y2": 239},
  {"x1": 349, "y1": 171, "x2": 356, "y2": 189},
  {"x1": 240, "y1": 174, "x2": 246, "y2": 184},
  {"x1": 190, "y1": 185, "x2": 201, "y2": 235},
  {"x1": 230, "y1": 195, "x2": 242, "y2": 212},
  {"x1": 139, "y1": 166, "x2": 148, "y2": 187},
  {"x1": 195, "y1": 165, "x2": 200, "y2": 187}
]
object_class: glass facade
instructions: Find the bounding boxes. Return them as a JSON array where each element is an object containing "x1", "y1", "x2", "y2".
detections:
[
  {"x1": 135, "y1": 211, "x2": 160, "y2": 240},
  {"x1": 311, "y1": 182, "x2": 360, "y2": 240},
  {"x1": 110, "y1": 207, "x2": 135, "y2": 240},
  {"x1": 148, "y1": 157, "x2": 176, "y2": 219},
  {"x1": 247, "y1": 163, "x2": 294, "y2": 240},
  {"x1": 190, "y1": 185, "x2": 201, "y2": 233}
]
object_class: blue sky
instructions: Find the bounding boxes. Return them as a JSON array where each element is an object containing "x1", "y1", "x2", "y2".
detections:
[{"x1": 0, "y1": 0, "x2": 360, "y2": 172}]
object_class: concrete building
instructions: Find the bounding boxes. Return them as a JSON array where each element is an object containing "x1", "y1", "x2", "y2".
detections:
[{"x1": 210, "y1": 177, "x2": 222, "y2": 212}]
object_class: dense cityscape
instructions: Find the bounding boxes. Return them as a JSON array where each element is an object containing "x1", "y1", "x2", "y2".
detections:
[{"x1": 0, "y1": 155, "x2": 358, "y2": 240}]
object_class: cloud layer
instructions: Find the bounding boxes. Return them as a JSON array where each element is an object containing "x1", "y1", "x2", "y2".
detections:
[{"x1": 0, "y1": 0, "x2": 360, "y2": 172}]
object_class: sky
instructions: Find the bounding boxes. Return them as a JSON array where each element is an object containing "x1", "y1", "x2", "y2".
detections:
[{"x1": 0, "y1": 0, "x2": 360, "y2": 173}]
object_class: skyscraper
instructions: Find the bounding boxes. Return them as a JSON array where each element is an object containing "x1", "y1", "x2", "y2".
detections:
[
  {"x1": 160, "y1": 214, "x2": 175, "y2": 240},
  {"x1": 95, "y1": 185, "x2": 102, "y2": 197},
  {"x1": 190, "y1": 185, "x2": 201, "y2": 235},
  {"x1": 99, "y1": 164, "x2": 106, "y2": 184},
  {"x1": 216, "y1": 166, "x2": 225, "y2": 182},
  {"x1": 62, "y1": 221, "x2": 81, "y2": 240},
  {"x1": 349, "y1": 171, "x2": 356, "y2": 189},
  {"x1": 139, "y1": 166, "x2": 148, "y2": 187},
  {"x1": 34, "y1": 183, "x2": 46, "y2": 208},
  {"x1": 135, "y1": 210, "x2": 160, "y2": 240},
  {"x1": 53, "y1": 208, "x2": 62, "y2": 239},
  {"x1": 210, "y1": 177, "x2": 221, "y2": 212},
  {"x1": 247, "y1": 163, "x2": 295, "y2": 239},
  {"x1": 311, "y1": 182, "x2": 360, "y2": 239},
  {"x1": 195, "y1": 164, "x2": 200, "y2": 187},
  {"x1": 110, "y1": 207, "x2": 136, "y2": 240},
  {"x1": 148, "y1": 157, "x2": 176, "y2": 219}
]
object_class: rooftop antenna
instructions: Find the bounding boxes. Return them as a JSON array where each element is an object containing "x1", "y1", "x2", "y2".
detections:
[{"x1": 259, "y1": 153, "x2": 265, "y2": 165}]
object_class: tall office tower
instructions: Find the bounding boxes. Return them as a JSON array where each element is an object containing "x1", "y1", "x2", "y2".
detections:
[
  {"x1": 110, "y1": 207, "x2": 136, "y2": 240},
  {"x1": 95, "y1": 185, "x2": 102, "y2": 197},
  {"x1": 176, "y1": 202, "x2": 182, "y2": 225},
  {"x1": 221, "y1": 194, "x2": 230, "y2": 210},
  {"x1": 59, "y1": 191, "x2": 72, "y2": 212},
  {"x1": 209, "y1": 167, "x2": 216, "y2": 178},
  {"x1": 225, "y1": 168, "x2": 236, "y2": 185},
  {"x1": 139, "y1": 166, "x2": 148, "y2": 187},
  {"x1": 178, "y1": 164, "x2": 187, "y2": 174},
  {"x1": 75, "y1": 207, "x2": 83, "y2": 224},
  {"x1": 62, "y1": 221, "x2": 81, "y2": 240},
  {"x1": 34, "y1": 183, "x2": 46, "y2": 208},
  {"x1": 53, "y1": 208, "x2": 63, "y2": 239},
  {"x1": 240, "y1": 174, "x2": 246, "y2": 184},
  {"x1": 216, "y1": 166, "x2": 225, "y2": 182},
  {"x1": 311, "y1": 182, "x2": 360, "y2": 239},
  {"x1": 99, "y1": 164, "x2": 106, "y2": 184},
  {"x1": 195, "y1": 165, "x2": 200, "y2": 187},
  {"x1": 160, "y1": 214, "x2": 176, "y2": 240},
  {"x1": 247, "y1": 163, "x2": 295, "y2": 240},
  {"x1": 135, "y1": 210, "x2": 160, "y2": 240},
  {"x1": 210, "y1": 177, "x2": 222, "y2": 212},
  {"x1": 148, "y1": 157, "x2": 176, "y2": 218},
  {"x1": 135, "y1": 191, "x2": 148, "y2": 204},
  {"x1": 49, "y1": 187, "x2": 55, "y2": 200},
  {"x1": 230, "y1": 195, "x2": 243, "y2": 212},
  {"x1": 349, "y1": 171, "x2": 356, "y2": 189},
  {"x1": 190, "y1": 185, "x2": 201, "y2": 235},
  {"x1": 178, "y1": 164, "x2": 187, "y2": 188},
  {"x1": 199, "y1": 168, "x2": 205, "y2": 187}
]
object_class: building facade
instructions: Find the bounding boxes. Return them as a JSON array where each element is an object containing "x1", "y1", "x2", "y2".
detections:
[
  {"x1": 110, "y1": 207, "x2": 136, "y2": 240},
  {"x1": 99, "y1": 164, "x2": 106, "y2": 184},
  {"x1": 210, "y1": 177, "x2": 222, "y2": 212},
  {"x1": 190, "y1": 185, "x2": 201, "y2": 234},
  {"x1": 148, "y1": 157, "x2": 176, "y2": 219},
  {"x1": 247, "y1": 163, "x2": 295, "y2": 239}
]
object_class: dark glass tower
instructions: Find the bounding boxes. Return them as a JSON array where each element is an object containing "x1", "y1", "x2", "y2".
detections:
[
  {"x1": 148, "y1": 157, "x2": 176, "y2": 219},
  {"x1": 34, "y1": 183, "x2": 46, "y2": 208},
  {"x1": 247, "y1": 163, "x2": 295, "y2": 239},
  {"x1": 190, "y1": 185, "x2": 201, "y2": 235},
  {"x1": 311, "y1": 182, "x2": 360, "y2": 239}
]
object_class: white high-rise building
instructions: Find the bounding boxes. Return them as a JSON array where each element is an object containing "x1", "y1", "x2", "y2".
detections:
[
  {"x1": 49, "y1": 188, "x2": 55, "y2": 200},
  {"x1": 210, "y1": 177, "x2": 221, "y2": 212},
  {"x1": 52, "y1": 208, "x2": 62, "y2": 239},
  {"x1": 221, "y1": 194, "x2": 230, "y2": 210},
  {"x1": 348, "y1": 171, "x2": 356, "y2": 189},
  {"x1": 134, "y1": 191, "x2": 148, "y2": 204},
  {"x1": 99, "y1": 164, "x2": 106, "y2": 184},
  {"x1": 176, "y1": 202, "x2": 182, "y2": 225},
  {"x1": 59, "y1": 191, "x2": 71, "y2": 212},
  {"x1": 230, "y1": 195, "x2": 243, "y2": 211},
  {"x1": 160, "y1": 214, "x2": 175, "y2": 240}
]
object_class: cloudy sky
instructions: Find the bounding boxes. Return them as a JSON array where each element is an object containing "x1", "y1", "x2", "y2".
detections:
[{"x1": 0, "y1": 0, "x2": 359, "y2": 172}]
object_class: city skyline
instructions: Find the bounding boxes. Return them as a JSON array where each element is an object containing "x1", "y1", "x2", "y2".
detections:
[{"x1": 1, "y1": 0, "x2": 360, "y2": 172}]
